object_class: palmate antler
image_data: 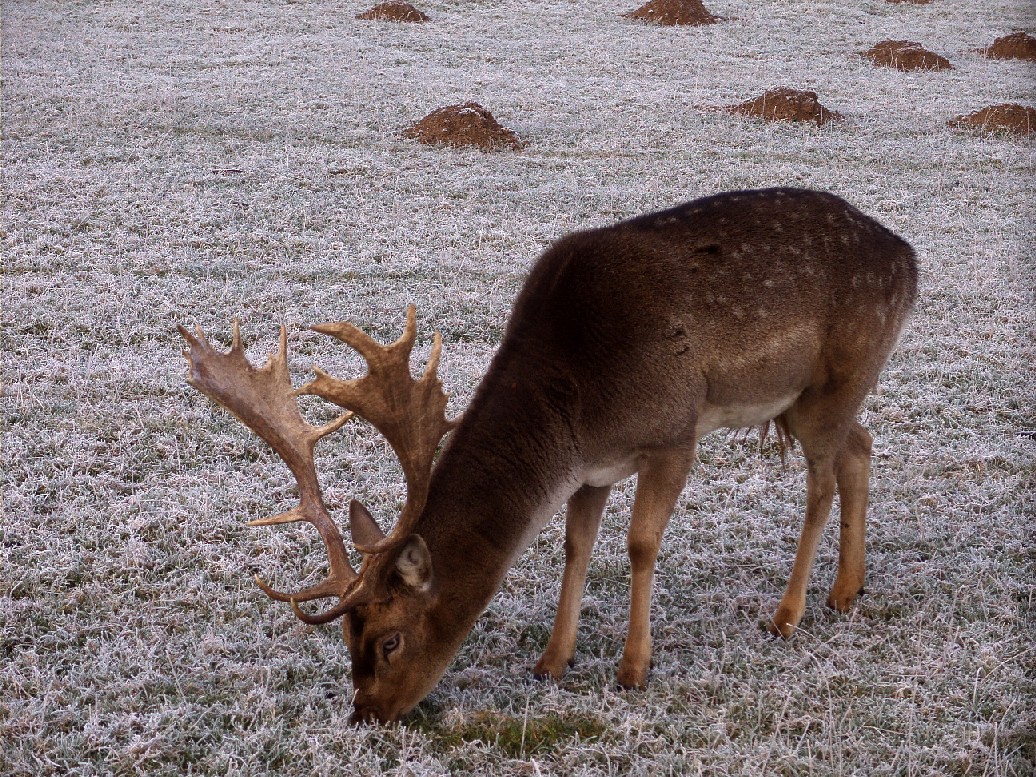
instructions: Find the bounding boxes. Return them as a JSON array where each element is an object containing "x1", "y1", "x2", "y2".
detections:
[
  {"x1": 178, "y1": 305, "x2": 455, "y2": 624},
  {"x1": 303, "y1": 306, "x2": 456, "y2": 553}
]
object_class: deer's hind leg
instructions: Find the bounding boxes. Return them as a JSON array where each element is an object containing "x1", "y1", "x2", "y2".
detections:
[
  {"x1": 827, "y1": 421, "x2": 873, "y2": 612},
  {"x1": 533, "y1": 484, "x2": 611, "y2": 680},
  {"x1": 768, "y1": 449, "x2": 837, "y2": 639},
  {"x1": 768, "y1": 389, "x2": 872, "y2": 639}
]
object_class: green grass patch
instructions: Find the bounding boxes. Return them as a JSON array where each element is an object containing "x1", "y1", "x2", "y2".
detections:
[{"x1": 420, "y1": 709, "x2": 607, "y2": 759}]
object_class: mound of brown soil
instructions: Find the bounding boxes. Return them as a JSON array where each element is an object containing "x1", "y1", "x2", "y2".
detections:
[
  {"x1": 624, "y1": 0, "x2": 717, "y2": 26},
  {"x1": 403, "y1": 102, "x2": 524, "y2": 151},
  {"x1": 950, "y1": 104, "x2": 1036, "y2": 136},
  {"x1": 980, "y1": 32, "x2": 1036, "y2": 61},
  {"x1": 726, "y1": 88, "x2": 840, "y2": 126},
  {"x1": 356, "y1": 1, "x2": 429, "y2": 22},
  {"x1": 863, "y1": 40, "x2": 952, "y2": 70}
]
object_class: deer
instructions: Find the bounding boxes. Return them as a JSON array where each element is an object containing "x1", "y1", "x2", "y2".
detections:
[{"x1": 179, "y1": 187, "x2": 917, "y2": 724}]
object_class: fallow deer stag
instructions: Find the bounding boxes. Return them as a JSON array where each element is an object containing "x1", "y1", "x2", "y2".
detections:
[{"x1": 180, "y1": 188, "x2": 917, "y2": 724}]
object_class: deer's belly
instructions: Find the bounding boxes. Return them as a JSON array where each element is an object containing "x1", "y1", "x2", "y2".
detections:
[
  {"x1": 576, "y1": 391, "x2": 800, "y2": 488},
  {"x1": 694, "y1": 392, "x2": 800, "y2": 437},
  {"x1": 580, "y1": 458, "x2": 640, "y2": 488}
]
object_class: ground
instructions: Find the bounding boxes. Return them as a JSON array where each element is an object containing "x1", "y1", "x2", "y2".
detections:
[{"x1": 2, "y1": 1, "x2": 1034, "y2": 774}]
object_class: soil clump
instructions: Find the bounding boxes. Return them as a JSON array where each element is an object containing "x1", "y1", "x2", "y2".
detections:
[
  {"x1": 726, "y1": 88, "x2": 840, "y2": 126},
  {"x1": 980, "y1": 32, "x2": 1036, "y2": 62},
  {"x1": 862, "y1": 40, "x2": 951, "y2": 70},
  {"x1": 403, "y1": 102, "x2": 524, "y2": 151},
  {"x1": 356, "y1": 1, "x2": 429, "y2": 22},
  {"x1": 624, "y1": 0, "x2": 717, "y2": 26},
  {"x1": 950, "y1": 104, "x2": 1036, "y2": 136}
]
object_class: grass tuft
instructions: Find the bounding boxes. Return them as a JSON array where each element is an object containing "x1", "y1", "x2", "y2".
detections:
[{"x1": 3, "y1": 0, "x2": 1034, "y2": 774}]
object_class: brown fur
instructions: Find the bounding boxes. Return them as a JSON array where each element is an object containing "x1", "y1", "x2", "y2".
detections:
[
  {"x1": 343, "y1": 188, "x2": 917, "y2": 721},
  {"x1": 184, "y1": 188, "x2": 918, "y2": 724}
]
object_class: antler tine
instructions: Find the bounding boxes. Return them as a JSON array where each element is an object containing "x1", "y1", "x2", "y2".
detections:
[
  {"x1": 178, "y1": 322, "x2": 366, "y2": 622},
  {"x1": 297, "y1": 305, "x2": 456, "y2": 554},
  {"x1": 313, "y1": 304, "x2": 418, "y2": 367},
  {"x1": 290, "y1": 593, "x2": 361, "y2": 625}
]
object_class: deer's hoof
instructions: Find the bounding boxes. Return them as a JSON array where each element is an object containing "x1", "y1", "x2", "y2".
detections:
[
  {"x1": 826, "y1": 586, "x2": 865, "y2": 613},
  {"x1": 616, "y1": 663, "x2": 649, "y2": 690},
  {"x1": 766, "y1": 607, "x2": 799, "y2": 640},
  {"x1": 532, "y1": 655, "x2": 572, "y2": 681}
]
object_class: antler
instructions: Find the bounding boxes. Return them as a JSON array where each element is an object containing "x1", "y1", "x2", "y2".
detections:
[
  {"x1": 178, "y1": 306, "x2": 456, "y2": 625},
  {"x1": 178, "y1": 322, "x2": 362, "y2": 615},
  {"x1": 299, "y1": 304, "x2": 458, "y2": 555}
]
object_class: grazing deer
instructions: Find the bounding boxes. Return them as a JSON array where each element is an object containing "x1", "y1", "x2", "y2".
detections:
[{"x1": 180, "y1": 188, "x2": 917, "y2": 724}]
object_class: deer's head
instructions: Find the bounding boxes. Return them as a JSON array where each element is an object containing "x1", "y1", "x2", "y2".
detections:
[{"x1": 179, "y1": 307, "x2": 457, "y2": 723}]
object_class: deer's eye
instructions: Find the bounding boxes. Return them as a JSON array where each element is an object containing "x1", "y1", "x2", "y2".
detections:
[{"x1": 382, "y1": 632, "x2": 401, "y2": 660}]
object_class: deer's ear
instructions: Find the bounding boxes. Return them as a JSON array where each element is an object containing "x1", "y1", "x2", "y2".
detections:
[
  {"x1": 395, "y1": 535, "x2": 433, "y2": 591},
  {"x1": 349, "y1": 500, "x2": 387, "y2": 548}
]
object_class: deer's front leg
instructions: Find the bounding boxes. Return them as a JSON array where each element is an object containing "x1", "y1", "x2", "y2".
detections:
[
  {"x1": 617, "y1": 450, "x2": 693, "y2": 690},
  {"x1": 534, "y1": 485, "x2": 610, "y2": 680}
]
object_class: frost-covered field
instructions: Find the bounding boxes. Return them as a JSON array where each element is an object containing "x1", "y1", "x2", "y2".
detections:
[{"x1": 3, "y1": 0, "x2": 1034, "y2": 774}]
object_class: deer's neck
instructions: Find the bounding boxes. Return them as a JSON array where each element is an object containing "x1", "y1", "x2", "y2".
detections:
[{"x1": 416, "y1": 345, "x2": 581, "y2": 621}]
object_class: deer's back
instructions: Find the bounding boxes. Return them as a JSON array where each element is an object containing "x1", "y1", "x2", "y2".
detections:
[{"x1": 497, "y1": 188, "x2": 917, "y2": 451}]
